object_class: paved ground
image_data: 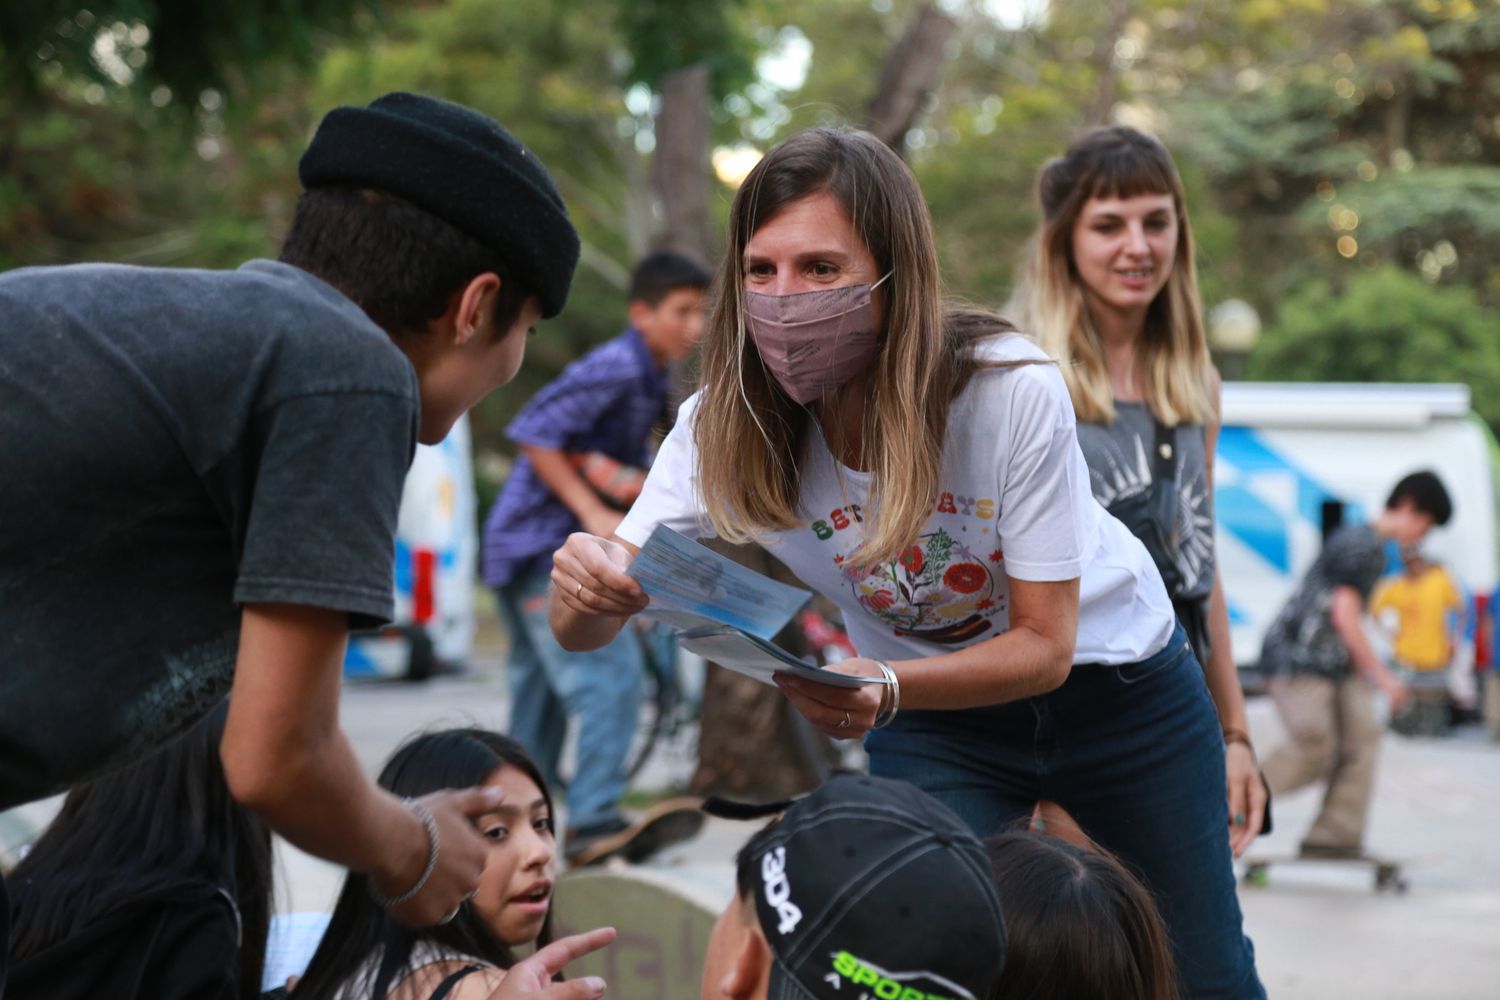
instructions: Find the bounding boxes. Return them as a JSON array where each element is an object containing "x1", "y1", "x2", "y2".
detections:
[{"x1": 8, "y1": 651, "x2": 1499, "y2": 997}]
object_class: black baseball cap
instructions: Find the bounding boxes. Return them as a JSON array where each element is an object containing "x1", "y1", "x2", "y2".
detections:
[{"x1": 718, "y1": 774, "x2": 1006, "y2": 1000}]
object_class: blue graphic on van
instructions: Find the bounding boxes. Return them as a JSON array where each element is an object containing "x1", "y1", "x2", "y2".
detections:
[{"x1": 1215, "y1": 426, "x2": 1365, "y2": 570}]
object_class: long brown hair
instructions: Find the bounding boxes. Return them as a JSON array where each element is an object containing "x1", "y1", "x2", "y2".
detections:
[
  {"x1": 1011, "y1": 125, "x2": 1213, "y2": 426},
  {"x1": 694, "y1": 127, "x2": 1015, "y2": 567}
]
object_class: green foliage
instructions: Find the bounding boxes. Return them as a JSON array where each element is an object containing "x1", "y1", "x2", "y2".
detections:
[
  {"x1": 617, "y1": 0, "x2": 756, "y2": 95},
  {"x1": 0, "y1": 0, "x2": 380, "y2": 101},
  {"x1": 1246, "y1": 266, "x2": 1500, "y2": 432},
  {"x1": 1297, "y1": 165, "x2": 1500, "y2": 293}
]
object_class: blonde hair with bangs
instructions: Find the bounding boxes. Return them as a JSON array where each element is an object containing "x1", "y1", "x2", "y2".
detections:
[
  {"x1": 693, "y1": 128, "x2": 1015, "y2": 568},
  {"x1": 1011, "y1": 125, "x2": 1214, "y2": 427}
]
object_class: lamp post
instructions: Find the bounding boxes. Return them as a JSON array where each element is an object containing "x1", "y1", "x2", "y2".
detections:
[{"x1": 1208, "y1": 299, "x2": 1262, "y2": 381}]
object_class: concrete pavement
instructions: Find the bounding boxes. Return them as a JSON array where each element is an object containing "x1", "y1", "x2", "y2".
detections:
[{"x1": 7, "y1": 656, "x2": 1497, "y2": 997}]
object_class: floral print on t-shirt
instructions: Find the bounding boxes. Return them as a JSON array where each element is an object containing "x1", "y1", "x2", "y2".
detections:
[{"x1": 812, "y1": 491, "x2": 1008, "y2": 645}]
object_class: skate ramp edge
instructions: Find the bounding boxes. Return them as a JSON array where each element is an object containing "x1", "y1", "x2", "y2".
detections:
[{"x1": 553, "y1": 864, "x2": 735, "y2": 1000}]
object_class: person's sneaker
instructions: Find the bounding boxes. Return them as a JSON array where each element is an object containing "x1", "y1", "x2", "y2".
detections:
[
  {"x1": 1298, "y1": 842, "x2": 1365, "y2": 861},
  {"x1": 564, "y1": 798, "x2": 706, "y2": 868},
  {"x1": 563, "y1": 815, "x2": 633, "y2": 866}
]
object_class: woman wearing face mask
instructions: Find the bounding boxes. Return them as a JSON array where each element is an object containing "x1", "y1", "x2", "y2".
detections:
[
  {"x1": 290, "y1": 729, "x2": 563, "y2": 1000},
  {"x1": 1010, "y1": 126, "x2": 1270, "y2": 860},
  {"x1": 549, "y1": 126, "x2": 1263, "y2": 1000}
]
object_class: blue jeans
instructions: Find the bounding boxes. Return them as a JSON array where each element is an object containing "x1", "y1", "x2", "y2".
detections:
[
  {"x1": 1, "y1": 869, "x2": 8, "y2": 997},
  {"x1": 495, "y1": 569, "x2": 643, "y2": 830},
  {"x1": 867, "y1": 627, "x2": 1264, "y2": 1000}
]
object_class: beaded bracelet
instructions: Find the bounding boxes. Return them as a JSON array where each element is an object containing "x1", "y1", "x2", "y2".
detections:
[
  {"x1": 872, "y1": 660, "x2": 901, "y2": 729},
  {"x1": 369, "y1": 798, "x2": 439, "y2": 910}
]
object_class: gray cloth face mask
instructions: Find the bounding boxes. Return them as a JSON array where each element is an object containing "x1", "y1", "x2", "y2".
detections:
[{"x1": 743, "y1": 272, "x2": 892, "y2": 404}]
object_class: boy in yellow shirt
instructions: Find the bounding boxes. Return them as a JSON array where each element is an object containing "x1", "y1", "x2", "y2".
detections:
[{"x1": 1372, "y1": 549, "x2": 1463, "y2": 672}]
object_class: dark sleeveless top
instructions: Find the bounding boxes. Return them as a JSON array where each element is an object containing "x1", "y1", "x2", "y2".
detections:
[{"x1": 1075, "y1": 401, "x2": 1216, "y2": 604}]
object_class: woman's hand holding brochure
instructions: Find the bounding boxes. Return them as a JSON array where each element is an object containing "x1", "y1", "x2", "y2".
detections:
[{"x1": 624, "y1": 526, "x2": 892, "y2": 694}]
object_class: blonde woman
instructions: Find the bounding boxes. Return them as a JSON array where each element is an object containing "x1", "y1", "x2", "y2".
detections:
[
  {"x1": 550, "y1": 127, "x2": 1262, "y2": 999},
  {"x1": 1012, "y1": 125, "x2": 1271, "y2": 867}
]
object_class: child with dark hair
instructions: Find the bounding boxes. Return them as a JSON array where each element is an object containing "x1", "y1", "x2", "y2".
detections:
[
  {"x1": 1259, "y1": 469, "x2": 1454, "y2": 859},
  {"x1": 0, "y1": 91, "x2": 584, "y2": 972},
  {"x1": 483, "y1": 250, "x2": 710, "y2": 865},
  {"x1": 983, "y1": 831, "x2": 1176, "y2": 1000},
  {"x1": 292, "y1": 729, "x2": 562, "y2": 1000},
  {"x1": 7, "y1": 703, "x2": 273, "y2": 1000}
]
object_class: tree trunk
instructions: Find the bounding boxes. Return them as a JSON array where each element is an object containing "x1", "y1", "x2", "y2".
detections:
[
  {"x1": 688, "y1": 542, "x2": 838, "y2": 800},
  {"x1": 650, "y1": 61, "x2": 715, "y2": 265},
  {"x1": 1089, "y1": 0, "x2": 1131, "y2": 125},
  {"x1": 864, "y1": 4, "x2": 956, "y2": 154}
]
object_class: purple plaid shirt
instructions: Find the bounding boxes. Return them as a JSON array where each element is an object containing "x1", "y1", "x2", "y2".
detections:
[{"x1": 482, "y1": 328, "x2": 668, "y2": 587}]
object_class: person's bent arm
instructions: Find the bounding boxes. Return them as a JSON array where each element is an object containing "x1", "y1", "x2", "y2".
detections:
[
  {"x1": 224, "y1": 603, "x2": 496, "y2": 926},
  {"x1": 549, "y1": 532, "x2": 649, "y2": 651},
  {"x1": 1329, "y1": 585, "x2": 1409, "y2": 708},
  {"x1": 522, "y1": 445, "x2": 624, "y2": 540},
  {"x1": 776, "y1": 575, "x2": 1079, "y2": 738}
]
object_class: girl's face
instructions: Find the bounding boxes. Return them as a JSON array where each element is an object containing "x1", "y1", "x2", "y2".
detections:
[
  {"x1": 471, "y1": 765, "x2": 556, "y2": 946},
  {"x1": 743, "y1": 190, "x2": 882, "y2": 304},
  {"x1": 1070, "y1": 192, "x2": 1178, "y2": 321}
]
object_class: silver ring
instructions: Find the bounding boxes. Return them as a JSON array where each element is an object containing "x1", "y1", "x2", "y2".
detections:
[
  {"x1": 438, "y1": 905, "x2": 461, "y2": 925},
  {"x1": 462, "y1": 888, "x2": 478, "y2": 903},
  {"x1": 838, "y1": 710, "x2": 851, "y2": 729}
]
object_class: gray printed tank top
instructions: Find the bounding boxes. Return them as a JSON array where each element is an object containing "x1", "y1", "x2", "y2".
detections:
[{"x1": 1075, "y1": 401, "x2": 1215, "y2": 602}]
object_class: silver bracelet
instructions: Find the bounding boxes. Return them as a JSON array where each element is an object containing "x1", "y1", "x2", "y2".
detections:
[
  {"x1": 872, "y1": 660, "x2": 900, "y2": 729},
  {"x1": 369, "y1": 797, "x2": 439, "y2": 909}
]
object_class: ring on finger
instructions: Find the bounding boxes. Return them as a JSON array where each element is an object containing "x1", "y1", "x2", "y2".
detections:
[
  {"x1": 438, "y1": 905, "x2": 461, "y2": 926},
  {"x1": 576, "y1": 581, "x2": 584, "y2": 600},
  {"x1": 838, "y1": 710, "x2": 851, "y2": 729}
]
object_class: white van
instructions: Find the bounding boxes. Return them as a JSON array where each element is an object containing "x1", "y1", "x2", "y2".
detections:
[
  {"x1": 1214, "y1": 383, "x2": 1499, "y2": 682},
  {"x1": 344, "y1": 416, "x2": 478, "y2": 680}
]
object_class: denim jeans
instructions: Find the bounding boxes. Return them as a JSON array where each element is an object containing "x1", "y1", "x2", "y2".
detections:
[
  {"x1": 1, "y1": 868, "x2": 8, "y2": 997},
  {"x1": 495, "y1": 568, "x2": 643, "y2": 830},
  {"x1": 867, "y1": 626, "x2": 1264, "y2": 1000}
]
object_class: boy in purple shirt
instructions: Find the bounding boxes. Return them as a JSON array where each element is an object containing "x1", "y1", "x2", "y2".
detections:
[{"x1": 483, "y1": 251, "x2": 708, "y2": 864}]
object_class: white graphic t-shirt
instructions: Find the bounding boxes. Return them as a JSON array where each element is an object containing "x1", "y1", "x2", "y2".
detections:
[{"x1": 618, "y1": 334, "x2": 1174, "y2": 667}]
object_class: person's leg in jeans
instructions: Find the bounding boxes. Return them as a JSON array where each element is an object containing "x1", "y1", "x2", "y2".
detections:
[
  {"x1": 496, "y1": 576, "x2": 567, "y2": 792},
  {"x1": 1261, "y1": 675, "x2": 1339, "y2": 801},
  {"x1": 1, "y1": 869, "x2": 9, "y2": 996},
  {"x1": 866, "y1": 703, "x2": 1042, "y2": 836},
  {"x1": 1302, "y1": 677, "x2": 1382, "y2": 851},
  {"x1": 1052, "y1": 634, "x2": 1265, "y2": 1000},
  {"x1": 507, "y1": 569, "x2": 644, "y2": 831}
]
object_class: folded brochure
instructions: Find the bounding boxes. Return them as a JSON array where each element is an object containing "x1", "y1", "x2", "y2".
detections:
[{"x1": 627, "y1": 524, "x2": 889, "y2": 689}]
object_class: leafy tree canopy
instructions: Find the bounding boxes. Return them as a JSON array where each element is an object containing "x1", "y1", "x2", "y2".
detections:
[
  {"x1": 0, "y1": 0, "x2": 380, "y2": 102},
  {"x1": 1247, "y1": 265, "x2": 1500, "y2": 431}
]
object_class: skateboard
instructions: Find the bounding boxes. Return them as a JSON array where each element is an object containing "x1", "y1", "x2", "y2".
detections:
[
  {"x1": 567, "y1": 797, "x2": 706, "y2": 868},
  {"x1": 1240, "y1": 852, "x2": 1408, "y2": 894}
]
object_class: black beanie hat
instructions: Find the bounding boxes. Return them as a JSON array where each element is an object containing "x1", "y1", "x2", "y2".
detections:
[{"x1": 299, "y1": 92, "x2": 580, "y2": 318}]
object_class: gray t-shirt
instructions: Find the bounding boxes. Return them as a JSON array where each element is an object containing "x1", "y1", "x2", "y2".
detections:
[
  {"x1": 1259, "y1": 523, "x2": 1387, "y2": 680},
  {"x1": 1075, "y1": 402, "x2": 1215, "y2": 602},
  {"x1": 0, "y1": 260, "x2": 418, "y2": 808}
]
